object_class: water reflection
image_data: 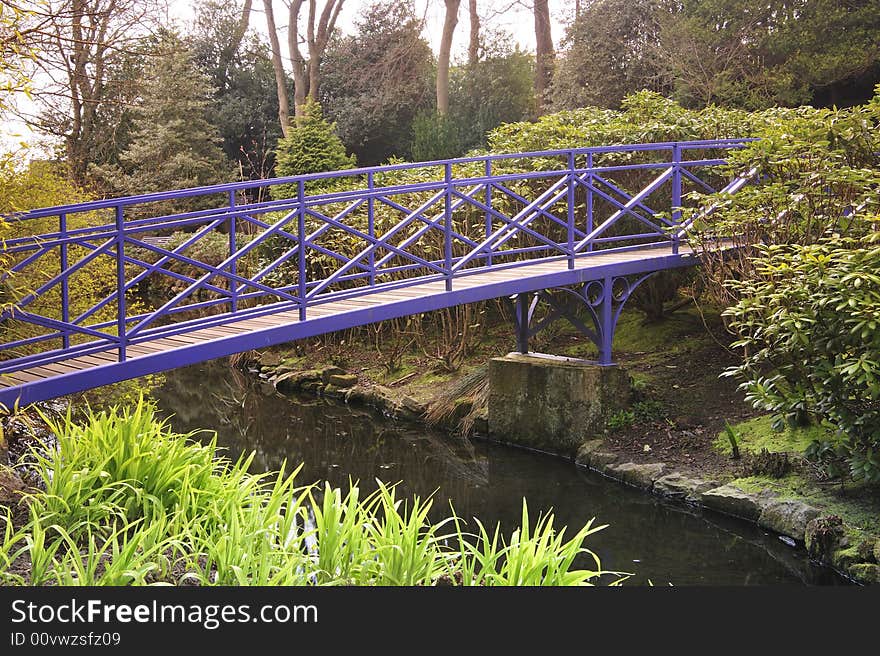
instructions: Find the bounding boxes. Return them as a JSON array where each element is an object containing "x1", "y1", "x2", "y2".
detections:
[{"x1": 154, "y1": 360, "x2": 843, "y2": 586}]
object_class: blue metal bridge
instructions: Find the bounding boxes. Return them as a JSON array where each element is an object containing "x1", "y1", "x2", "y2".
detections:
[{"x1": 0, "y1": 139, "x2": 754, "y2": 407}]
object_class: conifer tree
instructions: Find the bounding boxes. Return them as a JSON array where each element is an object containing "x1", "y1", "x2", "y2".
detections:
[
  {"x1": 271, "y1": 100, "x2": 355, "y2": 199},
  {"x1": 94, "y1": 34, "x2": 230, "y2": 207}
]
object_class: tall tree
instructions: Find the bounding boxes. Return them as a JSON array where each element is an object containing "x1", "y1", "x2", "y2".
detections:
[
  {"x1": 532, "y1": 0, "x2": 554, "y2": 114},
  {"x1": 192, "y1": 0, "x2": 282, "y2": 181},
  {"x1": 320, "y1": 0, "x2": 433, "y2": 164},
  {"x1": 550, "y1": 0, "x2": 663, "y2": 110},
  {"x1": 451, "y1": 31, "x2": 535, "y2": 148},
  {"x1": 93, "y1": 35, "x2": 229, "y2": 205},
  {"x1": 655, "y1": 0, "x2": 880, "y2": 109},
  {"x1": 467, "y1": 0, "x2": 479, "y2": 68},
  {"x1": 22, "y1": 0, "x2": 163, "y2": 183},
  {"x1": 437, "y1": 0, "x2": 461, "y2": 115},
  {"x1": 262, "y1": 0, "x2": 345, "y2": 133},
  {"x1": 262, "y1": 0, "x2": 291, "y2": 135}
]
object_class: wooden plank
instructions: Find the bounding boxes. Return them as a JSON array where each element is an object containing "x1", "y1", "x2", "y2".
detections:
[
  {"x1": 72, "y1": 352, "x2": 117, "y2": 365},
  {"x1": 236, "y1": 316, "x2": 291, "y2": 328},
  {"x1": 200, "y1": 324, "x2": 245, "y2": 335},
  {"x1": 328, "y1": 294, "x2": 382, "y2": 308},
  {"x1": 149, "y1": 333, "x2": 204, "y2": 346},
  {"x1": 20, "y1": 365, "x2": 67, "y2": 380},
  {"x1": 0, "y1": 372, "x2": 31, "y2": 386},
  {"x1": 126, "y1": 343, "x2": 167, "y2": 355},
  {"x1": 190, "y1": 327, "x2": 243, "y2": 340}
]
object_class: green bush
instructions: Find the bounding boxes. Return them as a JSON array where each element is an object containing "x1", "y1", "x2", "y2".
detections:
[
  {"x1": 410, "y1": 111, "x2": 468, "y2": 162},
  {"x1": 723, "y1": 234, "x2": 880, "y2": 482},
  {"x1": 271, "y1": 101, "x2": 356, "y2": 200}
]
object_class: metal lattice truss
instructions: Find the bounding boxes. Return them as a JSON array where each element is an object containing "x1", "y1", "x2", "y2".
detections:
[{"x1": 0, "y1": 139, "x2": 756, "y2": 403}]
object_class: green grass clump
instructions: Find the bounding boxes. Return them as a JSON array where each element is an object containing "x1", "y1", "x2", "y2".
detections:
[
  {"x1": 0, "y1": 399, "x2": 623, "y2": 586},
  {"x1": 712, "y1": 415, "x2": 830, "y2": 456}
]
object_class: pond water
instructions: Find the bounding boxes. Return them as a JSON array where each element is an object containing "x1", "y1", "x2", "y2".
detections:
[{"x1": 153, "y1": 360, "x2": 844, "y2": 586}]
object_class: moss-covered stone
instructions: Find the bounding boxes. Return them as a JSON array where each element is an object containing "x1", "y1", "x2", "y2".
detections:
[
  {"x1": 758, "y1": 499, "x2": 820, "y2": 541},
  {"x1": 574, "y1": 440, "x2": 605, "y2": 467},
  {"x1": 401, "y1": 396, "x2": 426, "y2": 415},
  {"x1": 805, "y1": 515, "x2": 846, "y2": 565},
  {"x1": 654, "y1": 473, "x2": 719, "y2": 502},
  {"x1": 589, "y1": 450, "x2": 619, "y2": 470},
  {"x1": 273, "y1": 369, "x2": 323, "y2": 391},
  {"x1": 700, "y1": 485, "x2": 765, "y2": 521},
  {"x1": 488, "y1": 353, "x2": 631, "y2": 456},
  {"x1": 319, "y1": 367, "x2": 345, "y2": 384},
  {"x1": 605, "y1": 462, "x2": 665, "y2": 490},
  {"x1": 327, "y1": 373, "x2": 358, "y2": 388},
  {"x1": 322, "y1": 384, "x2": 345, "y2": 398}
]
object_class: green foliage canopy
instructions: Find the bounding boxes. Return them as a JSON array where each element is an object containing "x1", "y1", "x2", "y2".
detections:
[{"x1": 723, "y1": 236, "x2": 880, "y2": 483}]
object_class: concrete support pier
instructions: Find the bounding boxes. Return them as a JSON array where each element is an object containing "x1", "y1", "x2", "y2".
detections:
[{"x1": 488, "y1": 352, "x2": 632, "y2": 457}]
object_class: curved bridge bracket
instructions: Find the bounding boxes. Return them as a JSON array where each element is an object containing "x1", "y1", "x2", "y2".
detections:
[{"x1": 509, "y1": 272, "x2": 657, "y2": 365}]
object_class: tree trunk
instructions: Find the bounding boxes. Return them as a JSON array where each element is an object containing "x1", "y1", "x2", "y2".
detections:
[
  {"x1": 468, "y1": 0, "x2": 479, "y2": 67},
  {"x1": 263, "y1": 0, "x2": 291, "y2": 135},
  {"x1": 533, "y1": 0, "x2": 554, "y2": 114},
  {"x1": 223, "y1": 0, "x2": 252, "y2": 68},
  {"x1": 288, "y1": 0, "x2": 344, "y2": 117},
  {"x1": 437, "y1": 0, "x2": 461, "y2": 115},
  {"x1": 289, "y1": 0, "x2": 308, "y2": 118}
]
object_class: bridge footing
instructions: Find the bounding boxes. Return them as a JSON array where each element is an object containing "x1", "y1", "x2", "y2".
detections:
[{"x1": 487, "y1": 352, "x2": 632, "y2": 457}]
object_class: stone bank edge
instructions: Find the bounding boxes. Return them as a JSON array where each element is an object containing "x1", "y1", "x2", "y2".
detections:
[{"x1": 575, "y1": 439, "x2": 880, "y2": 585}]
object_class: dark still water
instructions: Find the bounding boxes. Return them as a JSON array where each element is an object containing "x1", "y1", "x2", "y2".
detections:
[{"x1": 153, "y1": 361, "x2": 842, "y2": 586}]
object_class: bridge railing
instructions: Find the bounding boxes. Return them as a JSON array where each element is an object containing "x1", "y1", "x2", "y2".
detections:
[{"x1": 0, "y1": 139, "x2": 754, "y2": 375}]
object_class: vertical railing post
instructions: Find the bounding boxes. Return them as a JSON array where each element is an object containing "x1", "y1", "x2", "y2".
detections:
[
  {"x1": 516, "y1": 293, "x2": 529, "y2": 355},
  {"x1": 115, "y1": 205, "x2": 126, "y2": 361},
  {"x1": 567, "y1": 151, "x2": 575, "y2": 269},
  {"x1": 228, "y1": 190, "x2": 238, "y2": 313},
  {"x1": 59, "y1": 213, "x2": 70, "y2": 350},
  {"x1": 600, "y1": 276, "x2": 613, "y2": 365},
  {"x1": 586, "y1": 152, "x2": 594, "y2": 253},
  {"x1": 484, "y1": 158, "x2": 492, "y2": 268},
  {"x1": 444, "y1": 162, "x2": 453, "y2": 291},
  {"x1": 672, "y1": 143, "x2": 682, "y2": 255},
  {"x1": 298, "y1": 179, "x2": 307, "y2": 321},
  {"x1": 368, "y1": 171, "x2": 375, "y2": 287}
]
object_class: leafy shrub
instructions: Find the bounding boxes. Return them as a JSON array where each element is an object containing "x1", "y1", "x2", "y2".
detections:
[
  {"x1": 723, "y1": 234, "x2": 880, "y2": 482},
  {"x1": 633, "y1": 399, "x2": 666, "y2": 423},
  {"x1": 411, "y1": 111, "x2": 467, "y2": 162},
  {"x1": 271, "y1": 101, "x2": 356, "y2": 200},
  {"x1": 690, "y1": 89, "x2": 880, "y2": 307}
]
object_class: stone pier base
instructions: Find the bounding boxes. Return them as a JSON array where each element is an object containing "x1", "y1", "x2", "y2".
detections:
[{"x1": 487, "y1": 353, "x2": 632, "y2": 456}]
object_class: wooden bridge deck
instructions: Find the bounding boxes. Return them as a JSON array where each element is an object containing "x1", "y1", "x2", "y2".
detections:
[{"x1": 0, "y1": 241, "x2": 711, "y2": 405}]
